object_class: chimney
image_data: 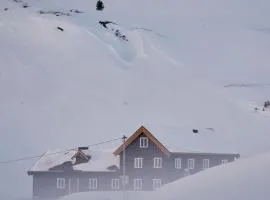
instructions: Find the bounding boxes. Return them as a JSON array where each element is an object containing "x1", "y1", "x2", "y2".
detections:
[{"x1": 78, "y1": 146, "x2": 89, "y2": 151}]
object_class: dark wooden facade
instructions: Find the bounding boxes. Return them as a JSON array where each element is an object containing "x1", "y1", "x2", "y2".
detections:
[{"x1": 28, "y1": 126, "x2": 240, "y2": 200}]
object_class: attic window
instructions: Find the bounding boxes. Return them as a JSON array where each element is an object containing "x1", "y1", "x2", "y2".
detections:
[{"x1": 140, "y1": 137, "x2": 148, "y2": 148}]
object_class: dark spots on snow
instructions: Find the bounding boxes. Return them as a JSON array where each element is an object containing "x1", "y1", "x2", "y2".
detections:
[
  {"x1": 4, "y1": 8, "x2": 9, "y2": 11},
  {"x1": 264, "y1": 100, "x2": 270, "y2": 109},
  {"x1": 99, "y1": 20, "x2": 128, "y2": 41},
  {"x1": 38, "y1": 11, "x2": 71, "y2": 17},
  {"x1": 69, "y1": 9, "x2": 84, "y2": 14},
  {"x1": 22, "y1": 3, "x2": 29, "y2": 8},
  {"x1": 12, "y1": 0, "x2": 30, "y2": 8},
  {"x1": 192, "y1": 129, "x2": 198, "y2": 134},
  {"x1": 57, "y1": 26, "x2": 64, "y2": 32},
  {"x1": 37, "y1": 9, "x2": 83, "y2": 17},
  {"x1": 98, "y1": 20, "x2": 114, "y2": 28}
]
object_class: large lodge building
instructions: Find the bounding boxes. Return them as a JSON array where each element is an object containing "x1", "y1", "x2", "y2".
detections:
[{"x1": 28, "y1": 125, "x2": 240, "y2": 200}]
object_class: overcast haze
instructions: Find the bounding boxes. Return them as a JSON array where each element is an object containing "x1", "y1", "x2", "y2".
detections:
[{"x1": 1, "y1": 0, "x2": 270, "y2": 199}]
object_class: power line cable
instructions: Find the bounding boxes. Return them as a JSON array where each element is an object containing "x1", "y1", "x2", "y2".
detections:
[{"x1": 0, "y1": 137, "x2": 122, "y2": 164}]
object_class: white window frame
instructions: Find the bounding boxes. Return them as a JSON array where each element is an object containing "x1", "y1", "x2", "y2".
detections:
[
  {"x1": 222, "y1": 159, "x2": 228, "y2": 165},
  {"x1": 140, "y1": 137, "x2": 148, "y2": 148},
  {"x1": 153, "y1": 157, "x2": 162, "y2": 168},
  {"x1": 175, "y1": 158, "x2": 182, "y2": 169},
  {"x1": 134, "y1": 157, "x2": 143, "y2": 168},
  {"x1": 152, "y1": 179, "x2": 162, "y2": 190},
  {"x1": 111, "y1": 179, "x2": 120, "y2": 190},
  {"x1": 203, "y1": 159, "x2": 210, "y2": 169},
  {"x1": 133, "y1": 178, "x2": 142, "y2": 190},
  {"x1": 187, "y1": 159, "x2": 195, "y2": 169},
  {"x1": 89, "y1": 178, "x2": 98, "y2": 190},
  {"x1": 56, "y1": 178, "x2": 65, "y2": 189}
]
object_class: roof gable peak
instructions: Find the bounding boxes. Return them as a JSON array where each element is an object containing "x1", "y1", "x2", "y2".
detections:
[{"x1": 113, "y1": 125, "x2": 171, "y2": 156}]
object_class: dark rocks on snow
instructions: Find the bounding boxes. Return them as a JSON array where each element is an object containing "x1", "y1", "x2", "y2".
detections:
[
  {"x1": 4, "y1": 8, "x2": 9, "y2": 11},
  {"x1": 38, "y1": 9, "x2": 83, "y2": 16},
  {"x1": 99, "y1": 20, "x2": 128, "y2": 41},
  {"x1": 192, "y1": 129, "x2": 199, "y2": 134},
  {"x1": 57, "y1": 26, "x2": 64, "y2": 32},
  {"x1": 264, "y1": 100, "x2": 270, "y2": 109},
  {"x1": 115, "y1": 30, "x2": 128, "y2": 41},
  {"x1": 69, "y1": 9, "x2": 84, "y2": 13},
  {"x1": 22, "y1": 3, "x2": 29, "y2": 8},
  {"x1": 38, "y1": 10, "x2": 71, "y2": 17},
  {"x1": 98, "y1": 20, "x2": 115, "y2": 28}
]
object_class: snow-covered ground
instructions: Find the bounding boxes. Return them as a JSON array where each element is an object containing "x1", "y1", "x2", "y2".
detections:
[
  {"x1": 152, "y1": 151, "x2": 270, "y2": 200},
  {"x1": 59, "y1": 191, "x2": 150, "y2": 200},
  {"x1": 0, "y1": 0, "x2": 270, "y2": 199}
]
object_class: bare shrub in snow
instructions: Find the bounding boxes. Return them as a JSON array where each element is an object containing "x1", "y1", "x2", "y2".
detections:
[
  {"x1": 264, "y1": 100, "x2": 270, "y2": 109},
  {"x1": 96, "y1": 0, "x2": 104, "y2": 11}
]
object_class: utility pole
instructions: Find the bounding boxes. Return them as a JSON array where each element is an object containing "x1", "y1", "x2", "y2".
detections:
[{"x1": 122, "y1": 135, "x2": 127, "y2": 200}]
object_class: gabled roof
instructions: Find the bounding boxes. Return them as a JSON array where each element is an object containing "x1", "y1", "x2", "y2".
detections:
[
  {"x1": 139, "y1": 124, "x2": 239, "y2": 154},
  {"x1": 113, "y1": 125, "x2": 171, "y2": 156},
  {"x1": 113, "y1": 124, "x2": 239, "y2": 156}
]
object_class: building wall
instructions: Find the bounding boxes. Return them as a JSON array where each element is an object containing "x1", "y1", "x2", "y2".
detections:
[
  {"x1": 120, "y1": 132, "x2": 180, "y2": 190},
  {"x1": 119, "y1": 132, "x2": 238, "y2": 190},
  {"x1": 32, "y1": 172, "x2": 120, "y2": 200}
]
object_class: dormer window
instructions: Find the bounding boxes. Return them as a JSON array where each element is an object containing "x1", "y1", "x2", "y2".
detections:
[{"x1": 140, "y1": 137, "x2": 148, "y2": 148}]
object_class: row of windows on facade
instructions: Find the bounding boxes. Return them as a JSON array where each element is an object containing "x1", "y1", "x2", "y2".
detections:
[
  {"x1": 134, "y1": 157, "x2": 229, "y2": 169},
  {"x1": 56, "y1": 178, "x2": 162, "y2": 190}
]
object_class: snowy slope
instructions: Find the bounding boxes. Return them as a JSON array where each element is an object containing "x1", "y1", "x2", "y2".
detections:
[
  {"x1": 0, "y1": 0, "x2": 270, "y2": 199},
  {"x1": 151, "y1": 152, "x2": 270, "y2": 200},
  {"x1": 59, "y1": 191, "x2": 150, "y2": 200}
]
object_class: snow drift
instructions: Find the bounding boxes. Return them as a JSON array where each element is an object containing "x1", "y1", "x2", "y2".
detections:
[{"x1": 152, "y1": 152, "x2": 270, "y2": 200}]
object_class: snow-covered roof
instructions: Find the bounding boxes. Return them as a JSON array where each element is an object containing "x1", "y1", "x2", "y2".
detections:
[
  {"x1": 73, "y1": 150, "x2": 119, "y2": 172},
  {"x1": 138, "y1": 124, "x2": 238, "y2": 154},
  {"x1": 30, "y1": 149, "x2": 78, "y2": 172},
  {"x1": 29, "y1": 149, "x2": 119, "y2": 172}
]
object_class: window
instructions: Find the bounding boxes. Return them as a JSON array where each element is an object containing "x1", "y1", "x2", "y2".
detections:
[
  {"x1": 203, "y1": 159, "x2": 210, "y2": 169},
  {"x1": 175, "y1": 158, "x2": 182, "y2": 169},
  {"x1": 134, "y1": 158, "x2": 143, "y2": 168},
  {"x1": 140, "y1": 137, "x2": 148, "y2": 148},
  {"x1": 222, "y1": 159, "x2": 228, "y2": 165},
  {"x1": 111, "y1": 179, "x2": 120, "y2": 190},
  {"x1": 154, "y1": 157, "x2": 162, "y2": 168},
  {"x1": 89, "y1": 179, "x2": 98, "y2": 190},
  {"x1": 56, "y1": 178, "x2": 65, "y2": 189},
  {"x1": 133, "y1": 179, "x2": 142, "y2": 190},
  {"x1": 187, "y1": 159, "x2": 195, "y2": 169},
  {"x1": 152, "y1": 179, "x2": 162, "y2": 190}
]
